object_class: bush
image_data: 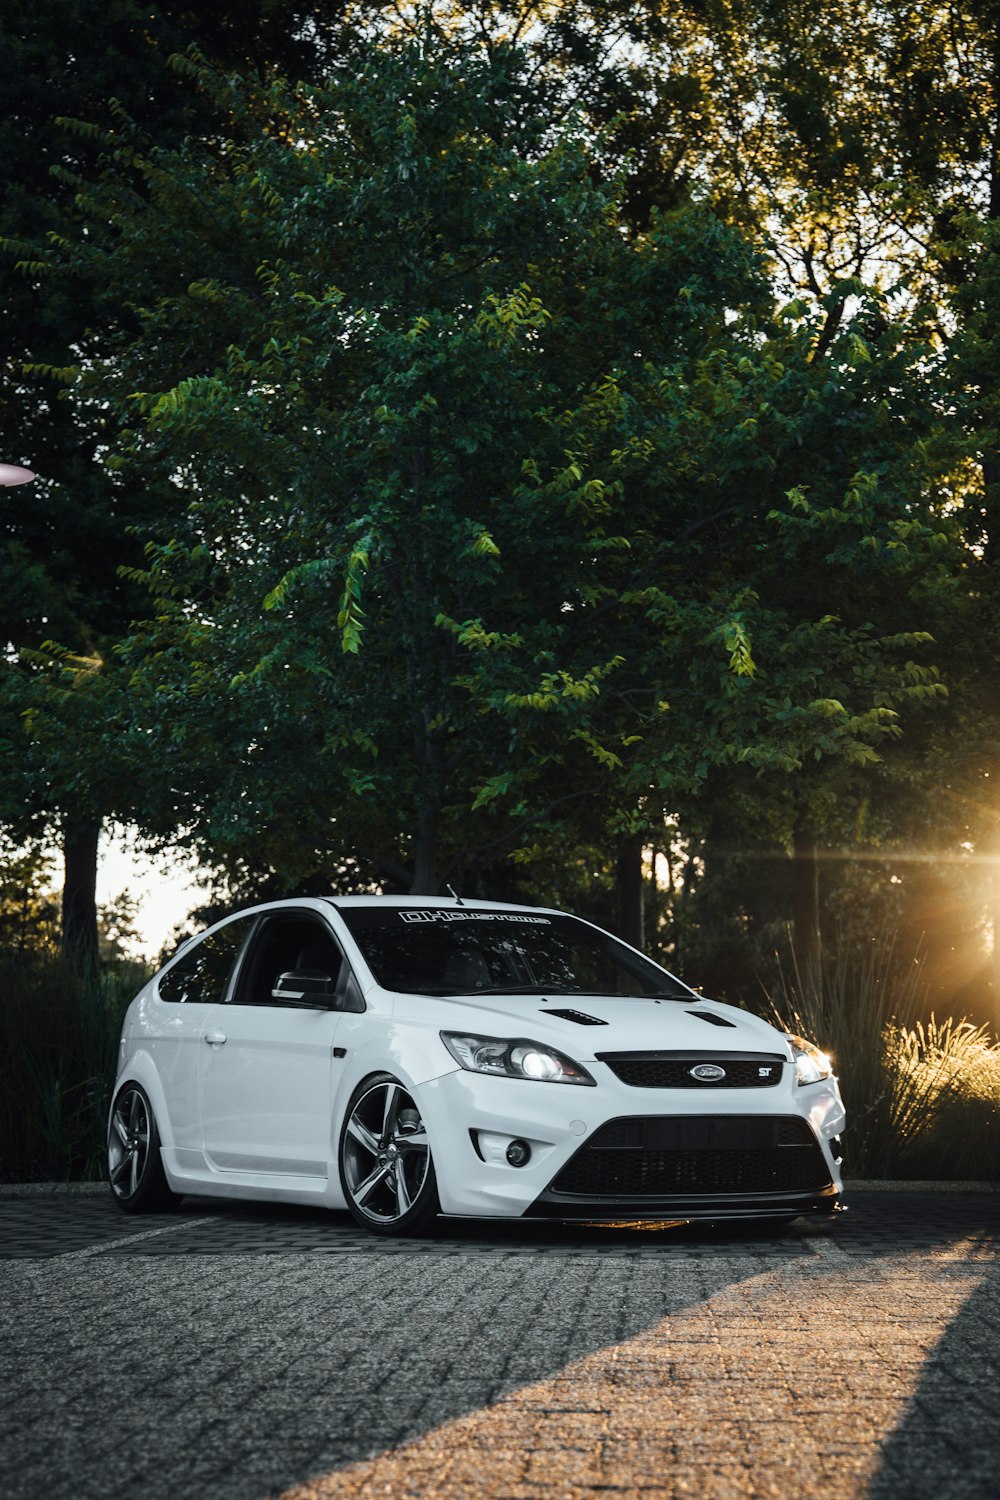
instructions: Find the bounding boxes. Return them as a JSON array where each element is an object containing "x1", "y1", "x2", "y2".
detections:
[
  {"x1": 0, "y1": 950, "x2": 150, "y2": 1182},
  {"x1": 766, "y1": 933, "x2": 1000, "y2": 1181},
  {"x1": 891, "y1": 1018, "x2": 1000, "y2": 1179}
]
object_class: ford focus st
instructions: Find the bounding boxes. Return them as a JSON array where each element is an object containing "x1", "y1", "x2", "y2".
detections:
[{"x1": 108, "y1": 896, "x2": 846, "y2": 1235}]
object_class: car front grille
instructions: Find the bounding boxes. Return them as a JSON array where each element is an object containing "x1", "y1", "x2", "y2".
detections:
[
  {"x1": 596, "y1": 1052, "x2": 785, "y2": 1088},
  {"x1": 549, "y1": 1114, "x2": 831, "y2": 1198}
]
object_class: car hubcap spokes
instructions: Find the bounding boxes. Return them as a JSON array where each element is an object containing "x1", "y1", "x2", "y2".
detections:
[
  {"x1": 109, "y1": 1089, "x2": 150, "y2": 1199},
  {"x1": 344, "y1": 1082, "x2": 429, "y2": 1223}
]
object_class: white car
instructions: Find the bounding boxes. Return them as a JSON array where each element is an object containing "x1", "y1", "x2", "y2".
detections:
[{"x1": 108, "y1": 895, "x2": 846, "y2": 1235}]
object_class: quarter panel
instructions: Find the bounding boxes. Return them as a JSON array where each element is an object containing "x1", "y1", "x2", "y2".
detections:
[{"x1": 129, "y1": 989, "x2": 215, "y2": 1153}]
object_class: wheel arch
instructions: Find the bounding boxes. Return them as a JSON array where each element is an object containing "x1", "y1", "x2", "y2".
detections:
[
  {"x1": 331, "y1": 1039, "x2": 449, "y2": 1144},
  {"x1": 109, "y1": 1050, "x2": 175, "y2": 1151},
  {"x1": 336, "y1": 1068, "x2": 441, "y2": 1234}
]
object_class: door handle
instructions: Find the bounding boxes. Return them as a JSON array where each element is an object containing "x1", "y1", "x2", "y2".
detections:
[{"x1": 204, "y1": 1032, "x2": 227, "y2": 1046}]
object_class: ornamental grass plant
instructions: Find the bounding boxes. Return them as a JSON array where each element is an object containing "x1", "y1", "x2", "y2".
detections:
[
  {"x1": 766, "y1": 933, "x2": 1000, "y2": 1181},
  {"x1": 0, "y1": 951, "x2": 148, "y2": 1182}
]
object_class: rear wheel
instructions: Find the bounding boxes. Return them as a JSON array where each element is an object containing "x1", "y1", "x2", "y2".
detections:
[
  {"x1": 107, "y1": 1083, "x2": 179, "y2": 1212},
  {"x1": 339, "y1": 1073, "x2": 440, "y2": 1236}
]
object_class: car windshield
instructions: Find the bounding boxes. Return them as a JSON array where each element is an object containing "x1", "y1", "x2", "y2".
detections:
[{"x1": 338, "y1": 905, "x2": 692, "y2": 999}]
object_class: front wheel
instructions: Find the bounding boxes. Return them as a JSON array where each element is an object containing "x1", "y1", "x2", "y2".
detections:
[
  {"x1": 107, "y1": 1082, "x2": 179, "y2": 1212},
  {"x1": 338, "y1": 1073, "x2": 440, "y2": 1236}
]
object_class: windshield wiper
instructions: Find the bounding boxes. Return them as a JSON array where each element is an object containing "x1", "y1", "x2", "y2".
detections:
[
  {"x1": 405, "y1": 984, "x2": 692, "y2": 999},
  {"x1": 401, "y1": 985, "x2": 569, "y2": 997}
]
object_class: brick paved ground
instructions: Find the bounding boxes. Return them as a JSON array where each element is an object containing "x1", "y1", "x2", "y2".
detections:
[{"x1": 1, "y1": 1188, "x2": 997, "y2": 1500}]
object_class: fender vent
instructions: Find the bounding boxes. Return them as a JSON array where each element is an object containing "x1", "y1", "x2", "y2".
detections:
[
  {"x1": 543, "y1": 1008, "x2": 608, "y2": 1026},
  {"x1": 687, "y1": 1009, "x2": 737, "y2": 1029}
]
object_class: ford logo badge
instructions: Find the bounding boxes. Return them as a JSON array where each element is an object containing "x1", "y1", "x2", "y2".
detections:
[{"x1": 690, "y1": 1063, "x2": 726, "y2": 1081}]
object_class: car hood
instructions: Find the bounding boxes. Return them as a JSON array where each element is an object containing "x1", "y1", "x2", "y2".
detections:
[{"x1": 417, "y1": 992, "x2": 789, "y2": 1058}]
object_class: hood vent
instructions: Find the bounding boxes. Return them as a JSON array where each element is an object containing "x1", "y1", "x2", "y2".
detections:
[
  {"x1": 543, "y1": 1008, "x2": 608, "y2": 1026},
  {"x1": 686, "y1": 1009, "x2": 737, "y2": 1029}
]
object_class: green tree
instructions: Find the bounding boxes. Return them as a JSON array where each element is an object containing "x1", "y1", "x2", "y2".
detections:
[
  {"x1": 45, "y1": 24, "x2": 958, "y2": 933},
  {"x1": 0, "y1": 0, "x2": 352, "y2": 962},
  {"x1": 332, "y1": 6, "x2": 981, "y2": 965},
  {"x1": 7, "y1": 2, "x2": 981, "y2": 999},
  {"x1": 53, "y1": 33, "x2": 767, "y2": 891},
  {"x1": 0, "y1": 836, "x2": 60, "y2": 954}
]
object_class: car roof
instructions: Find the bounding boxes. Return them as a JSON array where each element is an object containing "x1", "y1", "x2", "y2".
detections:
[{"x1": 323, "y1": 895, "x2": 561, "y2": 914}]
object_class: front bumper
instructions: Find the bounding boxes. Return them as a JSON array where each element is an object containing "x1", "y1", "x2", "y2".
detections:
[
  {"x1": 528, "y1": 1110, "x2": 841, "y2": 1220},
  {"x1": 418, "y1": 1065, "x2": 846, "y2": 1222},
  {"x1": 526, "y1": 1186, "x2": 842, "y2": 1221}
]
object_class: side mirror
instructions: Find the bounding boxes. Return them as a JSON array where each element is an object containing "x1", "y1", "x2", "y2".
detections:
[{"x1": 272, "y1": 969, "x2": 335, "y2": 1008}]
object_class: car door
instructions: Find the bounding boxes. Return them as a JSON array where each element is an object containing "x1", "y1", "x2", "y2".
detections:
[
  {"x1": 153, "y1": 913, "x2": 258, "y2": 1162},
  {"x1": 198, "y1": 910, "x2": 354, "y2": 1178}
]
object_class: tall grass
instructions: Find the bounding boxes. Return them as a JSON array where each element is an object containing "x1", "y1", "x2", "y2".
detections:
[
  {"x1": 766, "y1": 934, "x2": 1000, "y2": 1181},
  {"x1": 0, "y1": 951, "x2": 149, "y2": 1182}
]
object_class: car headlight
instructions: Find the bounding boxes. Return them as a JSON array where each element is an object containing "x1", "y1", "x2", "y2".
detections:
[
  {"x1": 441, "y1": 1031, "x2": 596, "y2": 1085},
  {"x1": 787, "y1": 1034, "x2": 834, "y2": 1086}
]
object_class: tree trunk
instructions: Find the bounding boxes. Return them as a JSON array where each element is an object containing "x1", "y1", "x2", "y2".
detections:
[
  {"x1": 62, "y1": 817, "x2": 100, "y2": 971},
  {"x1": 411, "y1": 802, "x2": 438, "y2": 895},
  {"x1": 615, "y1": 832, "x2": 645, "y2": 950},
  {"x1": 791, "y1": 824, "x2": 821, "y2": 991}
]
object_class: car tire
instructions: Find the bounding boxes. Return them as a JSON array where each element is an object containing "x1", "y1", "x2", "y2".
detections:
[
  {"x1": 107, "y1": 1082, "x2": 179, "y2": 1213},
  {"x1": 338, "y1": 1072, "x2": 440, "y2": 1236}
]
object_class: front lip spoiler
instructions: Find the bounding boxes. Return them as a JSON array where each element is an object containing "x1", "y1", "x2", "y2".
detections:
[{"x1": 524, "y1": 1183, "x2": 842, "y2": 1221}]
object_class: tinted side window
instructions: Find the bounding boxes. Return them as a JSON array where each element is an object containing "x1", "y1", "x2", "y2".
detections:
[
  {"x1": 234, "y1": 915, "x2": 347, "y2": 1006},
  {"x1": 158, "y1": 917, "x2": 255, "y2": 1004}
]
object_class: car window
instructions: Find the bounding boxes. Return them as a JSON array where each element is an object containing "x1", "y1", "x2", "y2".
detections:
[
  {"x1": 158, "y1": 916, "x2": 256, "y2": 1003},
  {"x1": 339, "y1": 906, "x2": 691, "y2": 999},
  {"x1": 232, "y1": 914, "x2": 349, "y2": 1006}
]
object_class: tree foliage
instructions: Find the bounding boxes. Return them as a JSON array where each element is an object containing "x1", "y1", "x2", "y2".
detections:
[
  {"x1": 4, "y1": 2, "x2": 998, "y2": 1019},
  {"x1": 37, "y1": 23, "x2": 958, "y2": 913}
]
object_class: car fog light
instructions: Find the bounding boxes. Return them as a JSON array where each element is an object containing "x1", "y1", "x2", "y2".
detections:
[{"x1": 506, "y1": 1139, "x2": 531, "y2": 1168}]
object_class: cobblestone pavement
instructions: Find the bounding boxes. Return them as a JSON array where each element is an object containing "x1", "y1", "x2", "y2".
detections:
[{"x1": 1, "y1": 1188, "x2": 997, "y2": 1499}]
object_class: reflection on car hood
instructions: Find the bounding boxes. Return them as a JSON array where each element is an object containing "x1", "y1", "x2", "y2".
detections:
[{"x1": 412, "y1": 992, "x2": 786, "y2": 1056}]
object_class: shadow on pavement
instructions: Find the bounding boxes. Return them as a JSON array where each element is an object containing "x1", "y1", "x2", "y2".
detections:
[
  {"x1": 1, "y1": 1189, "x2": 998, "y2": 1500},
  {"x1": 867, "y1": 1254, "x2": 1000, "y2": 1500}
]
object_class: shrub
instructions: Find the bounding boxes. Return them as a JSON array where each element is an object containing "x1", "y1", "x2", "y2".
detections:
[
  {"x1": 0, "y1": 950, "x2": 149, "y2": 1182},
  {"x1": 766, "y1": 933, "x2": 1000, "y2": 1181}
]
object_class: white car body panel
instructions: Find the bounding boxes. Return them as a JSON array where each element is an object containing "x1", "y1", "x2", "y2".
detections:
[
  {"x1": 198, "y1": 1002, "x2": 340, "y2": 1177},
  {"x1": 111, "y1": 895, "x2": 846, "y2": 1225}
]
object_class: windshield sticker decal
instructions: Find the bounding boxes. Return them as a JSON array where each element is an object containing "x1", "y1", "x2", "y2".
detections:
[{"x1": 400, "y1": 910, "x2": 551, "y2": 925}]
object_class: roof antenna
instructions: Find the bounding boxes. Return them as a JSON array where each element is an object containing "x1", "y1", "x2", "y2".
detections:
[{"x1": 446, "y1": 883, "x2": 465, "y2": 906}]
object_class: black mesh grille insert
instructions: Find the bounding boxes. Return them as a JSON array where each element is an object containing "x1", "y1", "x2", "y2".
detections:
[
  {"x1": 549, "y1": 1114, "x2": 830, "y2": 1198},
  {"x1": 597, "y1": 1053, "x2": 785, "y2": 1089}
]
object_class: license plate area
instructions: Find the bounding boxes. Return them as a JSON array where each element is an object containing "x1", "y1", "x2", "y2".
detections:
[{"x1": 639, "y1": 1117, "x2": 805, "y2": 1151}]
